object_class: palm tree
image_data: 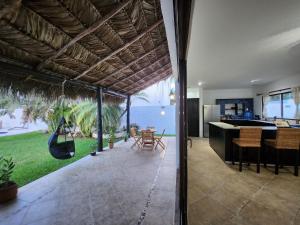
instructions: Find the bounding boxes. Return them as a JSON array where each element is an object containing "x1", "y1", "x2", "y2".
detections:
[
  {"x1": 119, "y1": 91, "x2": 150, "y2": 118},
  {"x1": 70, "y1": 100, "x2": 96, "y2": 137},
  {"x1": 0, "y1": 89, "x2": 21, "y2": 119},
  {"x1": 131, "y1": 92, "x2": 150, "y2": 105},
  {"x1": 71, "y1": 99, "x2": 122, "y2": 137}
]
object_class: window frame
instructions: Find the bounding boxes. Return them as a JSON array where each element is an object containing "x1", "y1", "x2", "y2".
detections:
[{"x1": 262, "y1": 91, "x2": 298, "y2": 120}]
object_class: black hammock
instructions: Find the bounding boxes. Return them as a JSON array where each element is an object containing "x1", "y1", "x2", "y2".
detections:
[{"x1": 48, "y1": 117, "x2": 75, "y2": 160}]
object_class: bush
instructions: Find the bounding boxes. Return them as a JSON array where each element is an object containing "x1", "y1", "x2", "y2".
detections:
[{"x1": 0, "y1": 156, "x2": 15, "y2": 187}]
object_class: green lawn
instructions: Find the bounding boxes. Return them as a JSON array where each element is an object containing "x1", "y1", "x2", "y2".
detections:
[{"x1": 0, "y1": 131, "x2": 106, "y2": 187}]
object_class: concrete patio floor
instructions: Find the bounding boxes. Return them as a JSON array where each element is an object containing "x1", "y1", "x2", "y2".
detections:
[
  {"x1": 188, "y1": 138, "x2": 300, "y2": 225},
  {"x1": 0, "y1": 137, "x2": 176, "y2": 225}
]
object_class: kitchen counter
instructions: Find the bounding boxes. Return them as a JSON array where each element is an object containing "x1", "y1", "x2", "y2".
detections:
[
  {"x1": 208, "y1": 122, "x2": 295, "y2": 165},
  {"x1": 220, "y1": 119, "x2": 276, "y2": 127},
  {"x1": 209, "y1": 122, "x2": 277, "y2": 130}
]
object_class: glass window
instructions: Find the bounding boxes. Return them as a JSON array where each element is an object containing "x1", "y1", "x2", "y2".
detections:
[
  {"x1": 283, "y1": 92, "x2": 296, "y2": 119},
  {"x1": 264, "y1": 94, "x2": 281, "y2": 118}
]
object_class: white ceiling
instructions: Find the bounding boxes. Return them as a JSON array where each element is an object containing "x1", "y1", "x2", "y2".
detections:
[{"x1": 187, "y1": 0, "x2": 300, "y2": 89}]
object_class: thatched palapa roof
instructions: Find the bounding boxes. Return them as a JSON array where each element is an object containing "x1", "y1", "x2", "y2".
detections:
[{"x1": 0, "y1": 0, "x2": 172, "y2": 100}]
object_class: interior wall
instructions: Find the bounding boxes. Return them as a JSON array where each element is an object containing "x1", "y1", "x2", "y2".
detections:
[
  {"x1": 254, "y1": 74, "x2": 300, "y2": 94},
  {"x1": 188, "y1": 87, "x2": 255, "y2": 137},
  {"x1": 203, "y1": 88, "x2": 254, "y2": 105},
  {"x1": 253, "y1": 74, "x2": 300, "y2": 117},
  {"x1": 187, "y1": 87, "x2": 199, "y2": 98}
]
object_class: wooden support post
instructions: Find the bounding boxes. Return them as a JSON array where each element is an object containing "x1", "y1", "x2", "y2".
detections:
[
  {"x1": 178, "y1": 59, "x2": 188, "y2": 225},
  {"x1": 126, "y1": 95, "x2": 131, "y2": 137},
  {"x1": 96, "y1": 87, "x2": 103, "y2": 152}
]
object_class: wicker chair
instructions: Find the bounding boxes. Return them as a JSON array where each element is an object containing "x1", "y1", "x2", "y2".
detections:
[
  {"x1": 232, "y1": 128, "x2": 262, "y2": 173},
  {"x1": 264, "y1": 128, "x2": 300, "y2": 176}
]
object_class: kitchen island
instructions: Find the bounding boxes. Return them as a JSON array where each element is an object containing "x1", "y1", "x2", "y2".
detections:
[{"x1": 209, "y1": 121, "x2": 297, "y2": 165}]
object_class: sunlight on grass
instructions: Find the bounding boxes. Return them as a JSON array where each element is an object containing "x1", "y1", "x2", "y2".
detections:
[{"x1": 0, "y1": 131, "x2": 107, "y2": 187}]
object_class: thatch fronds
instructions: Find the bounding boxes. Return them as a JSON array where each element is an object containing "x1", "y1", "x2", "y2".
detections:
[{"x1": 0, "y1": 0, "x2": 172, "y2": 101}]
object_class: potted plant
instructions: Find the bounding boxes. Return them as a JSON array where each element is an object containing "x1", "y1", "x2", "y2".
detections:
[
  {"x1": 0, "y1": 156, "x2": 17, "y2": 203},
  {"x1": 124, "y1": 133, "x2": 129, "y2": 142},
  {"x1": 109, "y1": 127, "x2": 116, "y2": 149}
]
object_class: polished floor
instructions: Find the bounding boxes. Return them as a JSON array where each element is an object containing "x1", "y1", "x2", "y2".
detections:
[
  {"x1": 188, "y1": 138, "x2": 300, "y2": 225},
  {"x1": 0, "y1": 138, "x2": 176, "y2": 225}
]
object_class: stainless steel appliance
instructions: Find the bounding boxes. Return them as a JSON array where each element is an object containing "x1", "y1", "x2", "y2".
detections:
[{"x1": 203, "y1": 105, "x2": 221, "y2": 138}]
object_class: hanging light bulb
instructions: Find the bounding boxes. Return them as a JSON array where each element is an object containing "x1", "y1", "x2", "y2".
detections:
[
  {"x1": 169, "y1": 90, "x2": 176, "y2": 105},
  {"x1": 170, "y1": 93, "x2": 175, "y2": 100},
  {"x1": 160, "y1": 106, "x2": 166, "y2": 116}
]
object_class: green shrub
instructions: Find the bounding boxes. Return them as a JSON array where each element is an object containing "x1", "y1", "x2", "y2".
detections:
[{"x1": 0, "y1": 156, "x2": 15, "y2": 187}]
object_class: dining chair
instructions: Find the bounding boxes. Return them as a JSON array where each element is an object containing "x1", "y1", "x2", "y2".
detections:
[
  {"x1": 130, "y1": 127, "x2": 142, "y2": 149},
  {"x1": 232, "y1": 128, "x2": 262, "y2": 173},
  {"x1": 264, "y1": 128, "x2": 300, "y2": 176},
  {"x1": 142, "y1": 130, "x2": 155, "y2": 149},
  {"x1": 154, "y1": 129, "x2": 166, "y2": 150}
]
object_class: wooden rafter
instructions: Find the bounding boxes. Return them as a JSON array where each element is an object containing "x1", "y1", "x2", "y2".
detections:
[
  {"x1": 73, "y1": 19, "x2": 163, "y2": 80},
  {"x1": 121, "y1": 3, "x2": 154, "y2": 70},
  {"x1": 36, "y1": 0, "x2": 132, "y2": 71},
  {"x1": 0, "y1": 0, "x2": 171, "y2": 98},
  {"x1": 130, "y1": 70, "x2": 172, "y2": 93},
  {"x1": 0, "y1": 20, "x2": 95, "y2": 75},
  {"x1": 93, "y1": 41, "x2": 167, "y2": 85},
  {"x1": 124, "y1": 64, "x2": 172, "y2": 92},
  {"x1": 107, "y1": 54, "x2": 169, "y2": 88},
  {"x1": 49, "y1": 0, "x2": 137, "y2": 79},
  {"x1": 129, "y1": 71, "x2": 172, "y2": 94},
  {"x1": 122, "y1": 62, "x2": 171, "y2": 91}
]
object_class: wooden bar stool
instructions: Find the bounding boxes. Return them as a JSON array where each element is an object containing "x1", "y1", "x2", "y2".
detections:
[
  {"x1": 232, "y1": 128, "x2": 262, "y2": 173},
  {"x1": 264, "y1": 128, "x2": 300, "y2": 176}
]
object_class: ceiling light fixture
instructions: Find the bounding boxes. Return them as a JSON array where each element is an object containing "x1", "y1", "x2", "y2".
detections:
[
  {"x1": 250, "y1": 79, "x2": 260, "y2": 83},
  {"x1": 198, "y1": 82, "x2": 202, "y2": 86}
]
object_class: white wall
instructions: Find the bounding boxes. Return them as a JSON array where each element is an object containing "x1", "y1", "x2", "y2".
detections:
[
  {"x1": 187, "y1": 87, "x2": 199, "y2": 98},
  {"x1": 254, "y1": 74, "x2": 300, "y2": 94},
  {"x1": 203, "y1": 88, "x2": 254, "y2": 105},
  {"x1": 253, "y1": 74, "x2": 300, "y2": 117}
]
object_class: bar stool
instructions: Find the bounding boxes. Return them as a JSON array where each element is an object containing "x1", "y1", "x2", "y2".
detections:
[
  {"x1": 232, "y1": 128, "x2": 262, "y2": 173},
  {"x1": 264, "y1": 128, "x2": 300, "y2": 176}
]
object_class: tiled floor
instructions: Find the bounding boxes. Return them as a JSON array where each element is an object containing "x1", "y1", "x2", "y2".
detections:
[
  {"x1": 0, "y1": 138, "x2": 176, "y2": 225},
  {"x1": 188, "y1": 138, "x2": 300, "y2": 225}
]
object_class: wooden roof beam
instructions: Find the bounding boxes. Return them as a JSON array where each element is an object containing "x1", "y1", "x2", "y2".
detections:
[
  {"x1": 73, "y1": 19, "x2": 163, "y2": 80},
  {"x1": 107, "y1": 54, "x2": 169, "y2": 88},
  {"x1": 130, "y1": 70, "x2": 172, "y2": 93},
  {"x1": 93, "y1": 40, "x2": 167, "y2": 85},
  {"x1": 36, "y1": 0, "x2": 132, "y2": 71},
  {"x1": 129, "y1": 71, "x2": 172, "y2": 94},
  {"x1": 122, "y1": 63, "x2": 171, "y2": 91},
  {"x1": 0, "y1": 57, "x2": 128, "y2": 98}
]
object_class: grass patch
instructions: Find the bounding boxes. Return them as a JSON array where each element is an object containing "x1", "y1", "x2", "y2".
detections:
[{"x1": 0, "y1": 131, "x2": 108, "y2": 187}]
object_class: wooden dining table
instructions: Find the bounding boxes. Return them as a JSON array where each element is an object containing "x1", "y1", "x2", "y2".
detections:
[
  {"x1": 140, "y1": 129, "x2": 156, "y2": 149},
  {"x1": 140, "y1": 129, "x2": 156, "y2": 133}
]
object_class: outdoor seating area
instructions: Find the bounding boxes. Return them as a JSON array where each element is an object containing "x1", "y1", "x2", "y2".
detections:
[
  {"x1": 130, "y1": 127, "x2": 166, "y2": 151},
  {"x1": 0, "y1": 137, "x2": 176, "y2": 225},
  {"x1": 0, "y1": 0, "x2": 179, "y2": 224}
]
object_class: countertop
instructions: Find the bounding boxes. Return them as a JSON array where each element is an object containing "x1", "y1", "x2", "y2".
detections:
[{"x1": 209, "y1": 122, "x2": 277, "y2": 130}]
